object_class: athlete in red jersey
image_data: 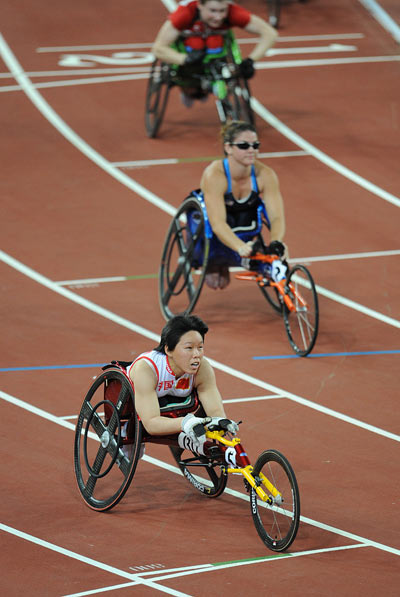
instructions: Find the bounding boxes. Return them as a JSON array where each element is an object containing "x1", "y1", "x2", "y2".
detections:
[{"x1": 152, "y1": 0, "x2": 277, "y2": 104}]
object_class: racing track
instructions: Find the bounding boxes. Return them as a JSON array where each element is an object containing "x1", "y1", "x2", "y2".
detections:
[{"x1": 1, "y1": 0, "x2": 399, "y2": 595}]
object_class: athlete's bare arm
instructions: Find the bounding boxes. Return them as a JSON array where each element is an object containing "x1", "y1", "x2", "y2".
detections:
[{"x1": 152, "y1": 20, "x2": 186, "y2": 65}]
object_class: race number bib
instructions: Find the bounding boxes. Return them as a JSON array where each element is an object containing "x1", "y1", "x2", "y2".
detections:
[{"x1": 271, "y1": 260, "x2": 287, "y2": 282}]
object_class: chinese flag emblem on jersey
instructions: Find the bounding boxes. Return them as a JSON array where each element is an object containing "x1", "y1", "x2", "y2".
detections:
[{"x1": 176, "y1": 377, "x2": 190, "y2": 390}]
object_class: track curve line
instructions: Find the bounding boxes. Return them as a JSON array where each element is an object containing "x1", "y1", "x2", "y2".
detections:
[{"x1": 1, "y1": 248, "x2": 399, "y2": 443}]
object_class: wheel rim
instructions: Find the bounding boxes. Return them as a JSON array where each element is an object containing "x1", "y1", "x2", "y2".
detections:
[
  {"x1": 250, "y1": 450, "x2": 300, "y2": 551},
  {"x1": 145, "y1": 60, "x2": 170, "y2": 137},
  {"x1": 159, "y1": 199, "x2": 209, "y2": 320},
  {"x1": 283, "y1": 265, "x2": 319, "y2": 356}
]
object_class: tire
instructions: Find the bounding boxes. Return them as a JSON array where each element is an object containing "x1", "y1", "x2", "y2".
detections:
[
  {"x1": 74, "y1": 369, "x2": 142, "y2": 511},
  {"x1": 159, "y1": 196, "x2": 210, "y2": 320},
  {"x1": 249, "y1": 449, "x2": 300, "y2": 551},
  {"x1": 229, "y1": 77, "x2": 254, "y2": 125},
  {"x1": 169, "y1": 445, "x2": 228, "y2": 498},
  {"x1": 145, "y1": 59, "x2": 171, "y2": 138},
  {"x1": 283, "y1": 264, "x2": 319, "y2": 356},
  {"x1": 267, "y1": 0, "x2": 281, "y2": 28}
]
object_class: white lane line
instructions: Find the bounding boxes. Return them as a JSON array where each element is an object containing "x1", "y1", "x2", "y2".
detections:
[
  {"x1": 111, "y1": 151, "x2": 308, "y2": 168},
  {"x1": 63, "y1": 545, "x2": 370, "y2": 596},
  {"x1": 252, "y1": 97, "x2": 400, "y2": 208},
  {"x1": 53, "y1": 250, "x2": 400, "y2": 287},
  {"x1": 1, "y1": 36, "x2": 398, "y2": 330},
  {"x1": 0, "y1": 524, "x2": 191, "y2": 597},
  {"x1": 2, "y1": 32, "x2": 399, "y2": 217},
  {"x1": 1, "y1": 388, "x2": 399, "y2": 558},
  {"x1": 0, "y1": 72, "x2": 148, "y2": 93},
  {"x1": 266, "y1": 44, "x2": 358, "y2": 56},
  {"x1": 358, "y1": 0, "x2": 400, "y2": 43},
  {"x1": 292, "y1": 249, "x2": 400, "y2": 263},
  {"x1": 314, "y1": 283, "x2": 400, "y2": 328},
  {"x1": 35, "y1": 34, "x2": 366, "y2": 52},
  {"x1": 0, "y1": 67, "x2": 151, "y2": 78},
  {"x1": 0, "y1": 33, "x2": 175, "y2": 217},
  {"x1": 241, "y1": 34, "x2": 366, "y2": 43},
  {"x1": 255, "y1": 54, "x2": 400, "y2": 69},
  {"x1": 1, "y1": 250, "x2": 399, "y2": 443}
]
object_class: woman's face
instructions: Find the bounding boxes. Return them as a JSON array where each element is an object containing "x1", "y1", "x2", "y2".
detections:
[
  {"x1": 224, "y1": 130, "x2": 260, "y2": 166},
  {"x1": 166, "y1": 330, "x2": 204, "y2": 376},
  {"x1": 199, "y1": 1, "x2": 229, "y2": 28}
]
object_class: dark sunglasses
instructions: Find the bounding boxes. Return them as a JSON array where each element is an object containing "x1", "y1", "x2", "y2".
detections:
[{"x1": 230, "y1": 141, "x2": 260, "y2": 150}]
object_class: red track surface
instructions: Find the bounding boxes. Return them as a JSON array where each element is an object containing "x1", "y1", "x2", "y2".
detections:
[{"x1": 1, "y1": 1, "x2": 399, "y2": 595}]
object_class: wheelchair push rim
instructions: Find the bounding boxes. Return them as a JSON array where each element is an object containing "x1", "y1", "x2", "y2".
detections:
[{"x1": 74, "y1": 369, "x2": 142, "y2": 511}]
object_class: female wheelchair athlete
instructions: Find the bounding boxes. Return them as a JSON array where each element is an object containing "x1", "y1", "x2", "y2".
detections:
[
  {"x1": 74, "y1": 361, "x2": 300, "y2": 552},
  {"x1": 145, "y1": 30, "x2": 254, "y2": 138},
  {"x1": 159, "y1": 191, "x2": 319, "y2": 357}
]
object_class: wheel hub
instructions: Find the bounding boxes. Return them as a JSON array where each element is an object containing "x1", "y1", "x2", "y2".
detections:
[{"x1": 100, "y1": 430, "x2": 110, "y2": 448}]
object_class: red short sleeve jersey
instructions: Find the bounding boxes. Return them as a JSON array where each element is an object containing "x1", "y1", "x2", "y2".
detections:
[
  {"x1": 169, "y1": 1, "x2": 251, "y2": 51},
  {"x1": 170, "y1": 1, "x2": 251, "y2": 32}
]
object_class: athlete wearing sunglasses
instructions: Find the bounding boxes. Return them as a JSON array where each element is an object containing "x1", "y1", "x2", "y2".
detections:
[
  {"x1": 230, "y1": 141, "x2": 261, "y2": 150},
  {"x1": 198, "y1": 120, "x2": 287, "y2": 290}
]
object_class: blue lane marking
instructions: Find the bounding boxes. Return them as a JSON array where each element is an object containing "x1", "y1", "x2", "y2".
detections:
[
  {"x1": 253, "y1": 350, "x2": 400, "y2": 360},
  {"x1": 0, "y1": 363, "x2": 107, "y2": 372}
]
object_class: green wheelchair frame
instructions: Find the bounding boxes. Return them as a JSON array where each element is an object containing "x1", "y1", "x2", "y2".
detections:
[{"x1": 144, "y1": 30, "x2": 254, "y2": 138}]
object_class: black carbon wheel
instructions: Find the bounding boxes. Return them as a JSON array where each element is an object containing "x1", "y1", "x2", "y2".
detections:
[
  {"x1": 74, "y1": 369, "x2": 142, "y2": 511},
  {"x1": 145, "y1": 59, "x2": 171, "y2": 138},
  {"x1": 159, "y1": 196, "x2": 210, "y2": 320}
]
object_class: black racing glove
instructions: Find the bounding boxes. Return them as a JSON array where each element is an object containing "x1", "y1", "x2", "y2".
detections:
[
  {"x1": 269, "y1": 240, "x2": 286, "y2": 257},
  {"x1": 184, "y1": 49, "x2": 206, "y2": 66},
  {"x1": 239, "y1": 57, "x2": 255, "y2": 79}
]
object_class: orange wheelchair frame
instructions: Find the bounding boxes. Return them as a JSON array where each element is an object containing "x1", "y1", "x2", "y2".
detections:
[{"x1": 159, "y1": 193, "x2": 319, "y2": 356}]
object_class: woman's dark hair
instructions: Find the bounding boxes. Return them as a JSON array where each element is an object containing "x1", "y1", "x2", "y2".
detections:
[{"x1": 154, "y1": 314, "x2": 209, "y2": 353}]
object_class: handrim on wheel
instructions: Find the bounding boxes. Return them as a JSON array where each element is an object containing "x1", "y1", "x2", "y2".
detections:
[
  {"x1": 159, "y1": 196, "x2": 210, "y2": 320},
  {"x1": 249, "y1": 448, "x2": 300, "y2": 551},
  {"x1": 283, "y1": 264, "x2": 319, "y2": 356},
  {"x1": 74, "y1": 369, "x2": 142, "y2": 511}
]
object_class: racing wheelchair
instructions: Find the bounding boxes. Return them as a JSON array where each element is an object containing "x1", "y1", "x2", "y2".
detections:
[
  {"x1": 266, "y1": 0, "x2": 308, "y2": 28},
  {"x1": 74, "y1": 361, "x2": 300, "y2": 552},
  {"x1": 159, "y1": 191, "x2": 319, "y2": 357},
  {"x1": 145, "y1": 30, "x2": 254, "y2": 138}
]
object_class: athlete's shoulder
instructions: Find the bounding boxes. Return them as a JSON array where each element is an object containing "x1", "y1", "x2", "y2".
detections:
[
  {"x1": 170, "y1": 0, "x2": 198, "y2": 30},
  {"x1": 227, "y1": 2, "x2": 252, "y2": 27}
]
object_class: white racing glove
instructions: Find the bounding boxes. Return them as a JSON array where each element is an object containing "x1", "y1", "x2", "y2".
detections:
[
  {"x1": 206, "y1": 417, "x2": 239, "y2": 435},
  {"x1": 181, "y1": 413, "x2": 211, "y2": 442}
]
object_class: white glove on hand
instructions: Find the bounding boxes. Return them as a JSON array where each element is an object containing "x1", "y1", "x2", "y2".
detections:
[
  {"x1": 206, "y1": 417, "x2": 239, "y2": 435},
  {"x1": 181, "y1": 413, "x2": 211, "y2": 442}
]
